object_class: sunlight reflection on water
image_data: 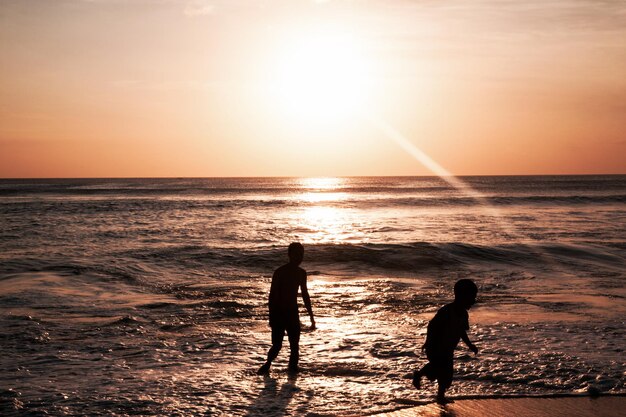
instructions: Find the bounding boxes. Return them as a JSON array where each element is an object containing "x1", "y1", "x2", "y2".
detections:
[
  {"x1": 293, "y1": 205, "x2": 369, "y2": 244},
  {"x1": 298, "y1": 177, "x2": 346, "y2": 190},
  {"x1": 298, "y1": 192, "x2": 349, "y2": 203}
]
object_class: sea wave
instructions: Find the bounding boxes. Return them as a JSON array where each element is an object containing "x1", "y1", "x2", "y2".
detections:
[
  {"x1": 3, "y1": 242, "x2": 623, "y2": 282},
  {"x1": 2, "y1": 194, "x2": 625, "y2": 213},
  {"x1": 1, "y1": 175, "x2": 625, "y2": 196},
  {"x1": 122, "y1": 241, "x2": 626, "y2": 276}
]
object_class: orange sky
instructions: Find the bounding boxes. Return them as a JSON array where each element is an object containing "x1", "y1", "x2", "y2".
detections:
[{"x1": 1, "y1": 0, "x2": 625, "y2": 178}]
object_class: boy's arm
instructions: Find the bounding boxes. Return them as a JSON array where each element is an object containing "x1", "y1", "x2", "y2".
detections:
[
  {"x1": 300, "y1": 271, "x2": 316, "y2": 330},
  {"x1": 268, "y1": 270, "x2": 277, "y2": 308},
  {"x1": 267, "y1": 270, "x2": 278, "y2": 326},
  {"x1": 461, "y1": 330, "x2": 478, "y2": 354}
]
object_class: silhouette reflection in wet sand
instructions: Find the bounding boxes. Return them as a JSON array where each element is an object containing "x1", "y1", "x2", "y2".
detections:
[
  {"x1": 412, "y1": 279, "x2": 479, "y2": 403},
  {"x1": 258, "y1": 243, "x2": 315, "y2": 375},
  {"x1": 245, "y1": 374, "x2": 307, "y2": 417}
]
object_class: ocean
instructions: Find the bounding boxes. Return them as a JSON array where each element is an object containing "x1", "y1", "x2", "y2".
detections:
[{"x1": 0, "y1": 176, "x2": 625, "y2": 415}]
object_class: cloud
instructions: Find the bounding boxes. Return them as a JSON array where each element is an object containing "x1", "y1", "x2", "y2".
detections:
[{"x1": 184, "y1": 0, "x2": 215, "y2": 16}]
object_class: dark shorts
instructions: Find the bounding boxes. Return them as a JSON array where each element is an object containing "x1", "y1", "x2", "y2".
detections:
[
  {"x1": 269, "y1": 310, "x2": 300, "y2": 328},
  {"x1": 269, "y1": 313, "x2": 301, "y2": 348}
]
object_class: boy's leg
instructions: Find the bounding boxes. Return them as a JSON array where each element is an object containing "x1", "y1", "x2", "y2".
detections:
[
  {"x1": 436, "y1": 384, "x2": 447, "y2": 403},
  {"x1": 412, "y1": 370, "x2": 421, "y2": 389},
  {"x1": 413, "y1": 363, "x2": 430, "y2": 389},
  {"x1": 258, "y1": 324, "x2": 285, "y2": 374},
  {"x1": 286, "y1": 322, "x2": 301, "y2": 372},
  {"x1": 435, "y1": 359, "x2": 454, "y2": 403},
  {"x1": 268, "y1": 324, "x2": 286, "y2": 362}
]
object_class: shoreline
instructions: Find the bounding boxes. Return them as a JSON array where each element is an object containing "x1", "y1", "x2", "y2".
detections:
[{"x1": 369, "y1": 393, "x2": 626, "y2": 416}]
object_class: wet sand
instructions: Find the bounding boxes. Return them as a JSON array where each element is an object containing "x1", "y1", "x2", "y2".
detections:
[{"x1": 371, "y1": 395, "x2": 626, "y2": 417}]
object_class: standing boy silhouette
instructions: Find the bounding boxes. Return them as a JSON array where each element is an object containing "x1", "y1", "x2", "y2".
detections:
[
  {"x1": 413, "y1": 279, "x2": 478, "y2": 403},
  {"x1": 258, "y1": 242, "x2": 315, "y2": 374}
]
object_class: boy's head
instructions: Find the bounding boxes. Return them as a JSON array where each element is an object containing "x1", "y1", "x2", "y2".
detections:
[
  {"x1": 288, "y1": 242, "x2": 304, "y2": 265},
  {"x1": 454, "y1": 279, "x2": 478, "y2": 309}
]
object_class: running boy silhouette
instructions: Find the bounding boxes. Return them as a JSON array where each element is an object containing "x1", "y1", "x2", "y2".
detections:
[
  {"x1": 413, "y1": 279, "x2": 478, "y2": 403},
  {"x1": 257, "y1": 242, "x2": 315, "y2": 374}
]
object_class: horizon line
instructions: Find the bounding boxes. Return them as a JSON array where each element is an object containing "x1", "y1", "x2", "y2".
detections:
[{"x1": 1, "y1": 173, "x2": 625, "y2": 180}]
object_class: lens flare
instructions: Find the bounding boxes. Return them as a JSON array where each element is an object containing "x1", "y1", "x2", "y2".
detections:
[{"x1": 367, "y1": 114, "x2": 557, "y2": 268}]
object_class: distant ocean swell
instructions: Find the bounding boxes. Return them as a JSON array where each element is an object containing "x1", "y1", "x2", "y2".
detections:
[
  {"x1": 0, "y1": 185, "x2": 456, "y2": 196},
  {"x1": 1, "y1": 175, "x2": 625, "y2": 195},
  {"x1": 121, "y1": 241, "x2": 626, "y2": 271},
  {"x1": 2, "y1": 195, "x2": 625, "y2": 211},
  {"x1": 3, "y1": 242, "x2": 623, "y2": 279}
]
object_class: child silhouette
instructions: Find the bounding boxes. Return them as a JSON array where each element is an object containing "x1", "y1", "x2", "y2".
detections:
[
  {"x1": 413, "y1": 279, "x2": 478, "y2": 403},
  {"x1": 257, "y1": 243, "x2": 315, "y2": 375}
]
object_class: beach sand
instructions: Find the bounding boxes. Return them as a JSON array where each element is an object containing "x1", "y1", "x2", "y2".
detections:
[{"x1": 371, "y1": 395, "x2": 625, "y2": 417}]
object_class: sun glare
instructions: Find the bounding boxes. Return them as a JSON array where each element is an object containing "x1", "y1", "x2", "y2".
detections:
[
  {"x1": 299, "y1": 177, "x2": 344, "y2": 190},
  {"x1": 267, "y1": 28, "x2": 375, "y2": 127},
  {"x1": 298, "y1": 178, "x2": 347, "y2": 203},
  {"x1": 300, "y1": 206, "x2": 346, "y2": 243}
]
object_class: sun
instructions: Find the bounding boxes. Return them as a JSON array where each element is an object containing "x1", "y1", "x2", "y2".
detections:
[{"x1": 266, "y1": 27, "x2": 375, "y2": 128}]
